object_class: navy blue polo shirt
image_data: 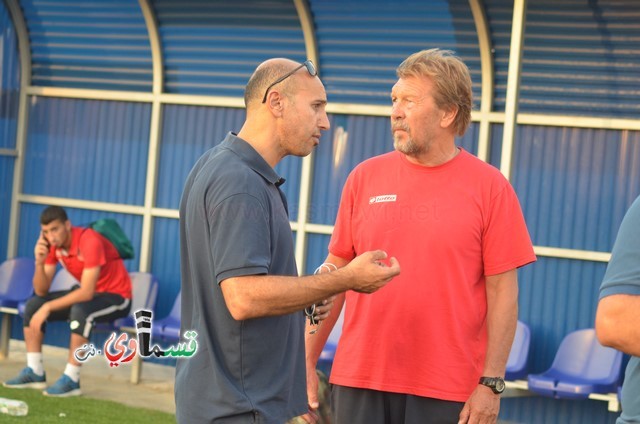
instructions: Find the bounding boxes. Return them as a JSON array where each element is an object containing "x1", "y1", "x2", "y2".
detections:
[{"x1": 176, "y1": 132, "x2": 306, "y2": 424}]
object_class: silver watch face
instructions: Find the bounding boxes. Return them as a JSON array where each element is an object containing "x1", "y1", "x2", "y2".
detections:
[{"x1": 495, "y1": 378, "x2": 506, "y2": 393}]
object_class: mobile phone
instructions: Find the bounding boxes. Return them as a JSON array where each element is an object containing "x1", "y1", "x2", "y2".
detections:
[{"x1": 41, "y1": 231, "x2": 50, "y2": 248}]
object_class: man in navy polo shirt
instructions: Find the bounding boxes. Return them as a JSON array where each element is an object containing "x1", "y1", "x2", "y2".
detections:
[
  {"x1": 176, "y1": 58, "x2": 401, "y2": 424},
  {"x1": 597, "y1": 195, "x2": 640, "y2": 424}
]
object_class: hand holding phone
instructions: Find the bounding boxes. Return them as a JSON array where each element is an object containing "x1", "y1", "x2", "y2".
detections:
[{"x1": 34, "y1": 231, "x2": 50, "y2": 264}]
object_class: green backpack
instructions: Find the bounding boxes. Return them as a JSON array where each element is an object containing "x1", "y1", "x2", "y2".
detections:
[{"x1": 86, "y1": 218, "x2": 135, "y2": 260}]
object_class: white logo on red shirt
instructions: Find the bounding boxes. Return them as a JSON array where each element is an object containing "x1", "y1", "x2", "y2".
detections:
[{"x1": 369, "y1": 195, "x2": 397, "y2": 204}]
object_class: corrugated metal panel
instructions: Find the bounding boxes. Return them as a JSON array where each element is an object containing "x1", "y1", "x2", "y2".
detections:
[
  {"x1": 1, "y1": 0, "x2": 20, "y2": 149},
  {"x1": 20, "y1": 0, "x2": 152, "y2": 91},
  {"x1": 305, "y1": 233, "x2": 331, "y2": 275},
  {"x1": 22, "y1": 97, "x2": 150, "y2": 205},
  {"x1": 485, "y1": 0, "x2": 640, "y2": 117},
  {"x1": 0, "y1": 157, "x2": 14, "y2": 260},
  {"x1": 500, "y1": 396, "x2": 618, "y2": 424},
  {"x1": 309, "y1": 0, "x2": 481, "y2": 105},
  {"x1": 517, "y1": 257, "x2": 607, "y2": 371},
  {"x1": 309, "y1": 114, "x2": 393, "y2": 225},
  {"x1": 153, "y1": 0, "x2": 306, "y2": 96},
  {"x1": 483, "y1": 0, "x2": 512, "y2": 112},
  {"x1": 156, "y1": 105, "x2": 245, "y2": 209},
  {"x1": 150, "y1": 217, "x2": 180, "y2": 318},
  {"x1": 512, "y1": 126, "x2": 640, "y2": 251},
  {"x1": 0, "y1": 1, "x2": 20, "y2": 261},
  {"x1": 157, "y1": 104, "x2": 302, "y2": 217},
  {"x1": 309, "y1": 115, "x2": 482, "y2": 225},
  {"x1": 520, "y1": 0, "x2": 640, "y2": 118}
]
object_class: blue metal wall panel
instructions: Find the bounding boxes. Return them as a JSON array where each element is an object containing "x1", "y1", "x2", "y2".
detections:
[
  {"x1": 500, "y1": 396, "x2": 618, "y2": 424},
  {"x1": 150, "y1": 217, "x2": 180, "y2": 318},
  {"x1": 156, "y1": 104, "x2": 301, "y2": 219},
  {"x1": 22, "y1": 97, "x2": 150, "y2": 205},
  {"x1": 512, "y1": 126, "x2": 640, "y2": 251},
  {"x1": 310, "y1": 115, "x2": 481, "y2": 225},
  {"x1": 520, "y1": 1, "x2": 640, "y2": 118},
  {"x1": 17, "y1": 202, "x2": 142, "y2": 271},
  {"x1": 489, "y1": 123, "x2": 503, "y2": 169},
  {"x1": 0, "y1": 1, "x2": 20, "y2": 261},
  {"x1": 517, "y1": 257, "x2": 607, "y2": 371},
  {"x1": 485, "y1": 0, "x2": 640, "y2": 118},
  {"x1": 156, "y1": 105, "x2": 245, "y2": 209},
  {"x1": 0, "y1": 157, "x2": 14, "y2": 260},
  {"x1": 152, "y1": 0, "x2": 306, "y2": 96},
  {"x1": 1, "y1": 0, "x2": 20, "y2": 150},
  {"x1": 309, "y1": 0, "x2": 481, "y2": 106},
  {"x1": 19, "y1": 0, "x2": 152, "y2": 91},
  {"x1": 483, "y1": 0, "x2": 511, "y2": 112},
  {"x1": 309, "y1": 114, "x2": 393, "y2": 225},
  {"x1": 305, "y1": 233, "x2": 331, "y2": 275}
]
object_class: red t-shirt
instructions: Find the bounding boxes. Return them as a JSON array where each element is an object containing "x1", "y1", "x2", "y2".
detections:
[
  {"x1": 328, "y1": 149, "x2": 536, "y2": 401},
  {"x1": 45, "y1": 226, "x2": 131, "y2": 299}
]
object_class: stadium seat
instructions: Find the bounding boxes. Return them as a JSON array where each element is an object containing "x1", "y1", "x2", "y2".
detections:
[
  {"x1": 527, "y1": 328, "x2": 623, "y2": 399},
  {"x1": 505, "y1": 320, "x2": 531, "y2": 380},
  {"x1": 0, "y1": 258, "x2": 35, "y2": 309},
  {"x1": 0, "y1": 258, "x2": 36, "y2": 358},
  {"x1": 96, "y1": 271, "x2": 158, "y2": 330},
  {"x1": 17, "y1": 267, "x2": 80, "y2": 316},
  {"x1": 152, "y1": 291, "x2": 181, "y2": 341}
]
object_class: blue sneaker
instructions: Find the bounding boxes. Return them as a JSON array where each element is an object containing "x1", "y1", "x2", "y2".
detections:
[
  {"x1": 3, "y1": 366, "x2": 47, "y2": 389},
  {"x1": 43, "y1": 374, "x2": 81, "y2": 397}
]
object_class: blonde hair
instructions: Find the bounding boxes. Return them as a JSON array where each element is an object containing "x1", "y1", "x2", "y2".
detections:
[{"x1": 396, "y1": 49, "x2": 472, "y2": 136}]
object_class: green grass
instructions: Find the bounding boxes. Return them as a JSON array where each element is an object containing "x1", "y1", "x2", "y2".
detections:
[{"x1": 0, "y1": 385, "x2": 175, "y2": 423}]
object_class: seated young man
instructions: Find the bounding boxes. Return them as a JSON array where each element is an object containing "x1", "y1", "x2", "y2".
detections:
[{"x1": 3, "y1": 206, "x2": 132, "y2": 397}]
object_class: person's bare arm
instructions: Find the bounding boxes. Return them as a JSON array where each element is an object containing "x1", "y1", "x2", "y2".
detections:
[
  {"x1": 596, "y1": 294, "x2": 640, "y2": 356},
  {"x1": 458, "y1": 269, "x2": 518, "y2": 424},
  {"x1": 221, "y1": 250, "x2": 399, "y2": 320}
]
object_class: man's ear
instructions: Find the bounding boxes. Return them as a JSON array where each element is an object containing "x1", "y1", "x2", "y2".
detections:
[
  {"x1": 266, "y1": 91, "x2": 284, "y2": 116},
  {"x1": 65, "y1": 220, "x2": 72, "y2": 232},
  {"x1": 440, "y1": 106, "x2": 458, "y2": 129}
]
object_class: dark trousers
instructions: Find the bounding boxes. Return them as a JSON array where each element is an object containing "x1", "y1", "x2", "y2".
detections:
[
  {"x1": 23, "y1": 288, "x2": 131, "y2": 338},
  {"x1": 331, "y1": 385, "x2": 465, "y2": 424}
]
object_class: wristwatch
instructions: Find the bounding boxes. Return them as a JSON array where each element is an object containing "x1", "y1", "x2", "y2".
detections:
[{"x1": 478, "y1": 376, "x2": 506, "y2": 394}]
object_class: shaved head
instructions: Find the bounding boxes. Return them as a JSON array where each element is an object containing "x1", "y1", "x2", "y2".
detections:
[{"x1": 244, "y1": 58, "x2": 301, "y2": 109}]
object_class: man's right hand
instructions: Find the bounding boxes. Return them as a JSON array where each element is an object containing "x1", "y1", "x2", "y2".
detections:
[
  {"x1": 34, "y1": 232, "x2": 49, "y2": 265},
  {"x1": 344, "y1": 250, "x2": 400, "y2": 293}
]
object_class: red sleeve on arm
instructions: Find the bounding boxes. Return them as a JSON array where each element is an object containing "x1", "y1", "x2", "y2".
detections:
[
  {"x1": 79, "y1": 230, "x2": 107, "y2": 268},
  {"x1": 483, "y1": 182, "x2": 536, "y2": 276}
]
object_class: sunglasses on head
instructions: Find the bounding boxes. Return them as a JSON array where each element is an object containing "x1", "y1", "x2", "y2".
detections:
[{"x1": 261, "y1": 60, "x2": 317, "y2": 103}]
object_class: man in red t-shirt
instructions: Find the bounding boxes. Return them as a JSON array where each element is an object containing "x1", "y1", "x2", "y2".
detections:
[
  {"x1": 303, "y1": 49, "x2": 536, "y2": 424},
  {"x1": 3, "y1": 206, "x2": 131, "y2": 397}
]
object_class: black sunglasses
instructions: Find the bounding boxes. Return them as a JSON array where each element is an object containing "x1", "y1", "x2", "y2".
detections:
[{"x1": 261, "y1": 60, "x2": 317, "y2": 103}]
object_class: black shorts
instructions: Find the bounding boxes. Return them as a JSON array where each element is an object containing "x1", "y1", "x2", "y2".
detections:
[
  {"x1": 331, "y1": 385, "x2": 465, "y2": 424},
  {"x1": 23, "y1": 288, "x2": 131, "y2": 338}
]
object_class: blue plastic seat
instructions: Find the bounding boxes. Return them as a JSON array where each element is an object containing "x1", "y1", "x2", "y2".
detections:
[
  {"x1": 317, "y1": 341, "x2": 337, "y2": 376},
  {"x1": 527, "y1": 328, "x2": 623, "y2": 399},
  {"x1": 152, "y1": 291, "x2": 181, "y2": 341},
  {"x1": 0, "y1": 258, "x2": 37, "y2": 358},
  {"x1": 0, "y1": 258, "x2": 36, "y2": 308},
  {"x1": 17, "y1": 267, "x2": 80, "y2": 316},
  {"x1": 96, "y1": 272, "x2": 158, "y2": 330},
  {"x1": 505, "y1": 320, "x2": 531, "y2": 380}
]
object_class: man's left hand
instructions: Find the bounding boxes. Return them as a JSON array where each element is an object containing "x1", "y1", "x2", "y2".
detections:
[
  {"x1": 29, "y1": 303, "x2": 51, "y2": 332},
  {"x1": 458, "y1": 385, "x2": 500, "y2": 424}
]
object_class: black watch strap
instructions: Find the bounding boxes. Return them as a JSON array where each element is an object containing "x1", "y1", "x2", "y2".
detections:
[{"x1": 478, "y1": 376, "x2": 505, "y2": 394}]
